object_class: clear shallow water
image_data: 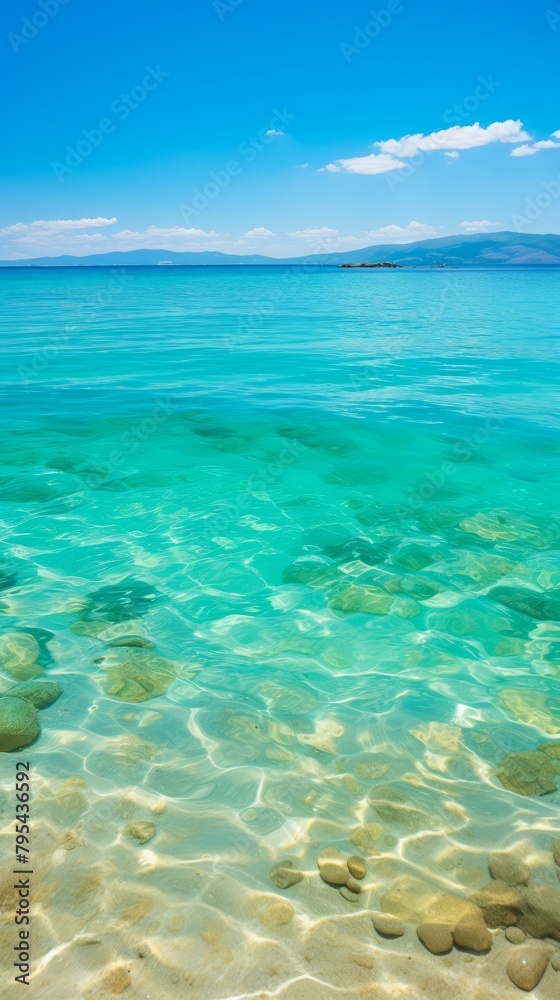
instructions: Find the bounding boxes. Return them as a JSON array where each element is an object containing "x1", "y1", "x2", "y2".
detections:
[{"x1": 1, "y1": 266, "x2": 560, "y2": 998}]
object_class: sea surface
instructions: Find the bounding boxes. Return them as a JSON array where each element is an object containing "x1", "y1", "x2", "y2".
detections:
[{"x1": 1, "y1": 266, "x2": 560, "y2": 998}]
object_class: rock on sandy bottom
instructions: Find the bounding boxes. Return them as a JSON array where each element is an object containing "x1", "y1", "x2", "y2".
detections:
[
  {"x1": 506, "y1": 946, "x2": 549, "y2": 991},
  {"x1": 0, "y1": 696, "x2": 40, "y2": 751}
]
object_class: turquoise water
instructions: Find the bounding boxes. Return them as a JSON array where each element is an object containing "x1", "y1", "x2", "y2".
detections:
[{"x1": 1, "y1": 266, "x2": 560, "y2": 998}]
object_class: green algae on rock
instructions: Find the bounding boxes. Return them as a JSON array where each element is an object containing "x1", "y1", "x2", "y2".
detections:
[
  {"x1": 0, "y1": 632, "x2": 44, "y2": 681},
  {"x1": 329, "y1": 584, "x2": 394, "y2": 616},
  {"x1": 496, "y1": 749, "x2": 559, "y2": 796},
  {"x1": 489, "y1": 585, "x2": 560, "y2": 622},
  {"x1": 8, "y1": 678, "x2": 62, "y2": 708},
  {"x1": 282, "y1": 559, "x2": 340, "y2": 590},
  {"x1": 79, "y1": 578, "x2": 160, "y2": 624},
  {"x1": 107, "y1": 636, "x2": 155, "y2": 649},
  {"x1": 97, "y1": 647, "x2": 178, "y2": 702},
  {"x1": 0, "y1": 696, "x2": 40, "y2": 752}
]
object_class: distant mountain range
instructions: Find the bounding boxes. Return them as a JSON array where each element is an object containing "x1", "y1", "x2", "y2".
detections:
[{"x1": 2, "y1": 232, "x2": 560, "y2": 268}]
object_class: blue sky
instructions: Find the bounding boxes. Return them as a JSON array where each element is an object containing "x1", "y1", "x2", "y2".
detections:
[{"x1": 1, "y1": 0, "x2": 560, "y2": 258}]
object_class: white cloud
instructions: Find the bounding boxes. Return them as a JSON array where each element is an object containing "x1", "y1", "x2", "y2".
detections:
[
  {"x1": 510, "y1": 144, "x2": 537, "y2": 157},
  {"x1": 264, "y1": 129, "x2": 285, "y2": 138},
  {"x1": 377, "y1": 120, "x2": 530, "y2": 158},
  {"x1": 511, "y1": 136, "x2": 560, "y2": 157},
  {"x1": 288, "y1": 227, "x2": 340, "y2": 237},
  {"x1": 113, "y1": 226, "x2": 219, "y2": 239},
  {"x1": 300, "y1": 162, "x2": 309, "y2": 168},
  {"x1": 322, "y1": 152, "x2": 406, "y2": 175},
  {"x1": 361, "y1": 221, "x2": 441, "y2": 243},
  {"x1": 0, "y1": 217, "x2": 117, "y2": 235},
  {"x1": 445, "y1": 151, "x2": 460, "y2": 160},
  {"x1": 244, "y1": 227, "x2": 275, "y2": 238},
  {"x1": 322, "y1": 120, "x2": 531, "y2": 175},
  {"x1": 459, "y1": 220, "x2": 502, "y2": 234}
]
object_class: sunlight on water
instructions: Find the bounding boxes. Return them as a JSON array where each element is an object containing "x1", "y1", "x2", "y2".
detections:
[{"x1": 1, "y1": 267, "x2": 560, "y2": 998}]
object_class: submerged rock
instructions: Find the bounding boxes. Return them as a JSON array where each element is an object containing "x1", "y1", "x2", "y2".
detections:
[
  {"x1": 328, "y1": 584, "x2": 394, "y2": 616},
  {"x1": 518, "y1": 886, "x2": 560, "y2": 941},
  {"x1": 97, "y1": 648, "x2": 177, "y2": 703},
  {"x1": 123, "y1": 821, "x2": 157, "y2": 844},
  {"x1": 471, "y1": 881, "x2": 525, "y2": 928},
  {"x1": 489, "y1": 585, "x2": 560, "y2": 622},
  {"x1": 382, "y1": 875, "x2": 483, "y2": 928},
  {"x1": 488, "y1": 852, "x2": 530, "y2": 887},
  {"x1": 393, "y1": 544, "x2": 434, "y2": 571},
  {"x1": 324, "y1": 537, "x2": 386, "y2": 567},
  {"x1": 552, "y1": 840, "x2": 560, "y2": 867},
  {"x1": 282, "y1": 560, "x2": 339, "y2": 590},
  {"x1": 506, "y1": 946, "x2": 549, "y2": 992},
  {"x1": 506, "y1": 927, "x2": 527, "y2": 944},
  {"x1": 417, "y1": 921, "x2": 453, "y2": 954},
  {"x1": 452, "y1": 914, "x2": 492, "y2": 952},
  {"x1": 496, "y1": 750, "x2": 559, "y2": 796},
  {"x1": 108, "y1": 636, "x2": 155, "y2": 649},
  {"x1": 347, "y1": 856, "x2": 368, "y2": 880},
  {"x1": 8, "y1": 679, "x2": 62, "y2": 708},
  {"x1": 539, "y1": 741, "x2": 560, "y2": 760},
  {"x1": 339, "y1": 884, "x2": 360, "y2": 902},
  {"x1": 499, "y1": 690, "x2": 560, "y2": 736},
  {"x1": 319, "y1": 859, "x2": 350, "y2": 886},
  {"x1": 350, "y1": 822, "x2": 383, "y2": 852},
  {"x1": 270, "y1": 859, "x2": 304, "y2": 889},
  {"x1": 371, "y1": 913, "x2": 405, "y2": 937},
  {"x1": 0, "y1": 632, "x2": 43, "y2": 681},
  {"x1": 80, "y1": 578, "x2": 159, "y2": 624},
  {"x1": 0, "y1": 696, "x2": 40, "y2": 752}
]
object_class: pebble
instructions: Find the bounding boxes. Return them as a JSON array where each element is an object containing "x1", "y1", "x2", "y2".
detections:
[
  {"x1": 349, "y1": 823, "x2": 383, "y2": 853},
  {"x1": 102, "y1": 965, "x2": 132, "y2": 994},
  {"x1": 339, "y1": 885, "x2": 360, "y2": 902},
  {"x1": 506, "y1": 927, "x2": 527, "y2": 944},
  {"x1": 488, "y1": 851, "x2": 530, "y2": 886},
  {"x1": 506, "y1": 947, "x2": 549, "y2": 991},
  {"x1": 0, "y1": 696, "x2": 40, "y2": 751},
  {"x1": 318, "y1": 860, "x2": 350, "y2": 886},
  {"x1": 417, "y1": 921, "x2": 454, "y2": 954},
  {"x1": 8, "y1": 678, "x2": 62, "y2": 708},
  {"x1": 553, "y1": 840, "x2": 560, "y2": 867},
  {"x1": 452, "y1": 915, "x2": 492, "y2": 952},
  {"x1": 270, "y1": 859, "x2": 304, "y2": 890},
  {"x1": 551, "y1": 951, "x2": 560, "y2": 971},
  {"x1": 347, "y1": 855, "x2": 368, "y2": 880},
  {"x1": 372, "y1": 913, "x2": 405, "y2": 937},
  {"x1": 123, "y1": 821, "x2": 157, "y2": 844}
]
